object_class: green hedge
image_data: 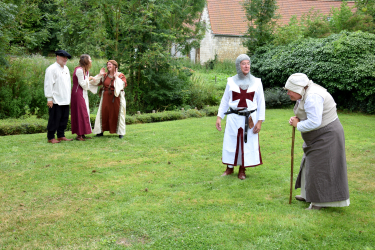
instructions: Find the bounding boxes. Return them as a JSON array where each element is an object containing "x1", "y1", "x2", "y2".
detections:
[
  {"x1": 0, "y1": 116, "x2": 48, "y2": 136},
  {"x1": 251, "y1": 31, "x2": 375, "y2": 113},
  {"x1": 264, "y1": 87, "x2": 293, "y2": 108},
  {"x1": 0, "y1": 106, "x2": 220, "y2": 136}
]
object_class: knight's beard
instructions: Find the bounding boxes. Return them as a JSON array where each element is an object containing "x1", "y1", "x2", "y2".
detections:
[
  {"x1": 239, "y1": 84, "x2": 249, "y2": 90},
  {"x1": 238, "y1": 72, "x2": 249, "y2": 79}
]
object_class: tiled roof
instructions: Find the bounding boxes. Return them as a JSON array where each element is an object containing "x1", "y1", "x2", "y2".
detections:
[
  {"x1": 206, "y1": 0, "x2": 356, "y2": 36},
  {"x1": 206, "y1": 0, "x2": 249, "y2": 36},
  {"x1": 278, "y1": 0, "x2": 356, "y2": 25}
]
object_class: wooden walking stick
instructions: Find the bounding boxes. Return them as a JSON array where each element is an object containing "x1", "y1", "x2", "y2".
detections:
[{"x1": 289, "y1": 126, "x2": 296, "y2": 204}]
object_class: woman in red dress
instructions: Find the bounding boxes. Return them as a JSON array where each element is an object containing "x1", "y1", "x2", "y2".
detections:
[
  {"x1": 89, "y1": 60, "x2": 127, "y2": 138},
  {"x1": 70, "y1": 54, "x2": 93, "y2": 141}
]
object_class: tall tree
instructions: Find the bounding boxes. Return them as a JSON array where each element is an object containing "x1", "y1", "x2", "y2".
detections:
[
  {"x1": 243, "y1": 0, "x2": 279, "y2": 55},
  {"x1": 56, "y1": 0, "x2": 205, "y2": 111},
  {"x1": 0, "y1": 1, "x2": 17, "y2": 77},
  {"x1": 356, "y1": 0, "x2": 375, "y2": 19},
  {"x1": 56, "y1": 0, "x2": 106, "y2": 57},
  {"x1": 3, "y1": 0, "x2": 59, "y2": 55}
]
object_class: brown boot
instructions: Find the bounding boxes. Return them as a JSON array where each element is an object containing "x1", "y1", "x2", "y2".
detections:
[
  {"x1": 238, "y1": 166, "x2": 246, "y2": 180},
  {"x1": 221, "y1": 166, "x2": 234, "y2": 176},
  {"x1": 47, "y1": 138, "x2": 60, "y2": 144},
  {"x1": 57, "y1": 137, "x2": 73, "y2": 141},
  {"x1": 76, "y1": 135, "x2": 85, "y2": 141}
]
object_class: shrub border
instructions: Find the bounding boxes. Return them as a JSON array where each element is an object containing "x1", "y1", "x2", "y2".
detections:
[{"x1": 0, "y1": 106, "x2": 219, "y2": 136}]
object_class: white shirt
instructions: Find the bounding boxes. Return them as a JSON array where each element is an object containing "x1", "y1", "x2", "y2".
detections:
[
  {"x1": 297, "y1": 94, "x2": 324, "y2": 132},
  {"x1": 44, "y1": 62, "x2": 71, "y2": 105}
]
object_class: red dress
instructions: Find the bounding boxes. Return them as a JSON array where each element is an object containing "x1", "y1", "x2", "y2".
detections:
[
  {"x1": 99, "y1": 74, "x2": 126, "y2": 133},
  {"x1": 70, "y1": 67, "x2": 92, "y2": 135}
]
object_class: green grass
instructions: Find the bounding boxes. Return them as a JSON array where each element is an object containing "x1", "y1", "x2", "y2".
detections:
[{"x1": 0, "y1": 110, "x2": 374, "y2": 249}]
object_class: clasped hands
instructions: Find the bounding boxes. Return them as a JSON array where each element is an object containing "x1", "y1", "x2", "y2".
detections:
[{"x1": 289, "y1": 116, "x2": 300, "y2": 127}]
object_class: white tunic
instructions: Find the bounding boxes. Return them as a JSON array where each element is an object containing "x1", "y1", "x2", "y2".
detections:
[
  {"x1": 218, "y1": 76, "x2": 265, "y2": 167},
  {"x1": 44, "y1": 62, "x2": 71, "y2": 105}
]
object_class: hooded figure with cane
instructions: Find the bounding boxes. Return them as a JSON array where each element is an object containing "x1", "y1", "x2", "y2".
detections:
[{"x1": 285, "y1": 73, "x2": 350, "y2": 210}]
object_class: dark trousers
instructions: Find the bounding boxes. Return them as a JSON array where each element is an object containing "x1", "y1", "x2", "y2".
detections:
[{"x1": 47, "y1": 104, "x2": 70, "y2": 140}]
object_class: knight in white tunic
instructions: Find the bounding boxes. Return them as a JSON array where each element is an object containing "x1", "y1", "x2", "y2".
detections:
[{"x1": 216, "y1": 54, "x2": 266, "y2": 180}]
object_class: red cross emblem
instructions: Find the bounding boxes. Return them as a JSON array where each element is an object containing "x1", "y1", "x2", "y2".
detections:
[{"x1": 232, "y1": 89, "x2": 255, "y2": 108}]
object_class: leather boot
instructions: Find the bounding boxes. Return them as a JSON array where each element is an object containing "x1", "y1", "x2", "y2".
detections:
[
  {"x1": 57, "y1": 137, "x2": 73, "y2": 141},
  {"x1": 221, "y1": 166, "x2": 234, "y2": 176},
  {"x1": 47, "y1": 138, "x2": 60, "y2": 144},
  {"x1": 76, "y1": 135, "x2": 85, "y2": 141},
  {"x1": 238, "y1": 166, "x2": 246, "y2": 180}
]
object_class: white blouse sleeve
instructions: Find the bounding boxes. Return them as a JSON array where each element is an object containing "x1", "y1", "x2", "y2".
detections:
[
  {"x1": 88, "y1": 74, "x2": 103, "y2": 94},
  {"x1": 114, "y1": 74, "x2": 125, "y2": 97},
  {"x1": 297, "y1": 94, "x2": 324, "y2": 132},
  {"x1": 217, "y1": 83, "x2": 231, "y2": 119},
  {"x1": 76, "y1": 68, "x2": 89, "y2": 90}
]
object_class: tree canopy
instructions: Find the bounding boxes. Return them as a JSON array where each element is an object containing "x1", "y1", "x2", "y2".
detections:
[{"x1": 1, "y1": 0, "x2": 206, "y2": 112}]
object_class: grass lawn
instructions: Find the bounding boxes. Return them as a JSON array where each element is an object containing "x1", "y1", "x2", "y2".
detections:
[{"x1": 0, "y1": 109, "x2": 374, "y2": 249}]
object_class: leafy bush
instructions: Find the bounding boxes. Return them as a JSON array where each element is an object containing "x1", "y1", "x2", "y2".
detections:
[
  {"x1": 185, "y1": 109, "x2": 204, "y2": 118},
  {"x1": 204, "y1": 55, "x2": 218, "y2": 70},
  {"x1": 273, "y1": 2, "x2": 375, "y2": 46},
  {"x1": 134, "y1": 114, "x2": 153, "y2": 123},
  {"x1": 201, "y1": 106, "x2": 219, "y2": 116},
  {"x1": 124, "y1": 64, "x2": 194, "y2": 114},
  {"x1": 264, "y1": 88, "x2": 293, "y2": 108},
  {"x1": 251, "y1": 31, "x2": 375, "y2": 113},
  {"x1": 0, "y1": 55, "x2": 49, "y2": 119},
  {"x1": 149, "y1": 111, "x2": 186, "y2": 122},
  {"x1": 125, "y1": 115, "x2": 136, "y2": 125},
  {"x1": 0, "y1": 116, "x2": 47, "y2": 135},
  {"x1": 186, "y1": 74, "x2": 221, "y2": 109}
]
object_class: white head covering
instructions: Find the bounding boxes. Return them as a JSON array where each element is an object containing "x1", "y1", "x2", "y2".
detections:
[
  {"x1": 235, "y1": 54, "x2": 251, "y2": 79},
  {"x1": 284, "y1": 73, "x2": 311, "y2": 97}
]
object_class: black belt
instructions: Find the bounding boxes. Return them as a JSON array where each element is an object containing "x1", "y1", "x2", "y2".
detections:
[{"x1": 224, "y1": 108, "x2": 257, "y2": 143}]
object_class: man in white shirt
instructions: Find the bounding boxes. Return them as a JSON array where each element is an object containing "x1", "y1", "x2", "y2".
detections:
[{"x1": 44, "y1": 50, "x2": 73, "y2": 143}]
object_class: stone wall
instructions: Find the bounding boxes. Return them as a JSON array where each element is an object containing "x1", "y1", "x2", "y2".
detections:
[
  {"x1": 198, "y1": 6, "x2": 216, "y2": 64},
  {"x1": 215, "y1": 36, "x2": 248, "y2": 62},
  {"x1": 197, "y1": 6, "x2": 249, "y2": 64}
]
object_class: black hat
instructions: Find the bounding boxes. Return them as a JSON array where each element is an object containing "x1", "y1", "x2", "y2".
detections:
[{"x1": 55, "y1": 50, "x2": 72, "y2": 59}]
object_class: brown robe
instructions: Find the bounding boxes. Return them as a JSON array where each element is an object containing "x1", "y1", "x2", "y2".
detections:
[{"x1": 99, "y1": 74, "x2": 126, "y2": 133}]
